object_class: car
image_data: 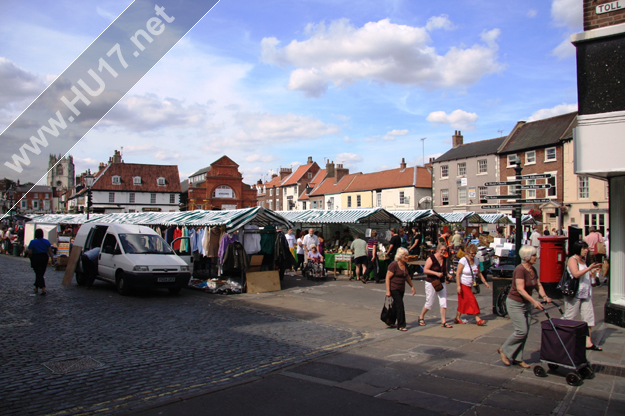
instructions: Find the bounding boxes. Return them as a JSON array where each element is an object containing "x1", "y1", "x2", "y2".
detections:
[{"x1": 73, "y1": 223, "x2": 191, "y2": 295}]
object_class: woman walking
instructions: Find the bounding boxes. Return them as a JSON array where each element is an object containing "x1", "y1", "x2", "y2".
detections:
[
  {"x1": 563, "y1": 241, "x2": 603, "y2": 351},
  {"x1": 498, "y1": 245, "x2": 551, "y2": 368},
  {"x1": 385, "y1": 248, "x2": 416, "y2": 331},
  {"x1": 419, "y1": 244, "x2": 452, "y2": 328},
  {"x1": 455, "y1": 244, "x2": 491, "y2": 325},
  {"x1": 25, "y1": 228, "x2": 54, "y2": 295}
]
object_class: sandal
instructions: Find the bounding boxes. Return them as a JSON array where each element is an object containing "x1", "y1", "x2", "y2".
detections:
[
  {"x1": 513, "y1": 360, "x2": 530, "y2": 369},
  {"x1": 441, "y1": 322, "x2": 453, "y2": 328},
  {"x1": 586, "y1": 344, "x2": 603, "y2": 351},
  {"x1": 418, "y1": 319, "x2": 426, "y2": 326},
  {"x1": 454, "y1": 318, "x2": 468, "y2": 324},
  {"x1": 476, "y1": 319, "x2": 486, "y2": 326},
  {"x1": 398, "y1": 327, "x2": 407, "y2": 331}
]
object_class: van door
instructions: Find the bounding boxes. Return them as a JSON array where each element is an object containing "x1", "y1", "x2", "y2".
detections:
[
  {"x1": 171, "y1": 236, "x2": 192, "y2": 270},
  {"x1": 98, "y1": 233, "x2": 120, "y2": 280}
]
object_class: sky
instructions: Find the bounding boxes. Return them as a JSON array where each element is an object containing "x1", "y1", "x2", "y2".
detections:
[{"x1": 0, "y1": 0, "x2": 583, "y2": 185}]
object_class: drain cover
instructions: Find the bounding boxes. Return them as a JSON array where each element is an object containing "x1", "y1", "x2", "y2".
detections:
[{"x1": 43, "y1": 357, "x2": 103, "y2": 374}]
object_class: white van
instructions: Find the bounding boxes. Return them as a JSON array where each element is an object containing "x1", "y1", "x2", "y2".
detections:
[{"x1": 74, "y1": 223, "x2": 191, "y2": 295}]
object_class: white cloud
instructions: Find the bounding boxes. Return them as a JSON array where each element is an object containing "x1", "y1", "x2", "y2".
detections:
[
  {"x1": 382, "y1": 129, "x2": 409, "y2": 141},
  {"x1": 245, "y1": 154, "x2": 279, "y2": 163},
  {"x1": 551, "y1": 0, "x2": 583, "y2": 29},
  {"x1": 343, "y1": 136, "x2": 357, "y2": 143},
  {"x1": 425, "y1": 15, "x2": 455, "y2": 31},
  {"x1": 261, "y1": 18, "x2": 503, "y2": 97},
  {"x1": 0, "y1": 57, "x2": 46, "y2": 108},
  {"x1": 96, "y1": 7, "x2": 118, "y2": 22},
  {"x1": 335, "y1": 152, "x2": 363, "y2": 168},
  {"x1": 232, "y1": 112, "x2": 340, "y2": 143},
  {"x1": 552, "y1": 37, "x2": 576, "y2": 59},
  {"x1": 527, "y1": 9, "x2": 538, "y2": 18},
  {"x1": 528, "y1": 103, "x2": 577, "y2": 121},
  {"x1": 426, "y1": 109, "x2": 479, "y2": 130}
]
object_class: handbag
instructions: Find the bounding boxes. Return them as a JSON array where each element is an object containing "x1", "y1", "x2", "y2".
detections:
[
  {"x1": 467, "y1": 259, "x2": 480, "y2": 295},
  {"x1": 556, "y1": 264, "x2": 578, "y2": 297},
  {"x1": 595, "y1": 242, "x2": 606, "y2": 255},
  {"x1": 380, "y1": 297, "x2": 397, "y2": 326},
  {"x1": 430, "y1": 278, "x2": 444, "y2": 292}
]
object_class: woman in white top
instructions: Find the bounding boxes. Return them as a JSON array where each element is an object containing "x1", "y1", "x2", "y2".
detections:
[
  {"x1": 563, "y1": 241, "x2": 603, "y2": 351},
  {"x1": 454, "y1": 244, "x2": 491, "y2": 325},
  {"x1": 296, "y1": 232, "x2": 306, "y2": 271}
]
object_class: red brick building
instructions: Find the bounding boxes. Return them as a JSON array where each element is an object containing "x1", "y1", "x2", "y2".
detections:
[{"x1": 186, "y1": 156, "x2": 257, "y2": 210}]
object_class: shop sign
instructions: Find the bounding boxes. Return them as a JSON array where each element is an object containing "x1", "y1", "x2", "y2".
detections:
[
  {"x1": 215, "y1": 188, "x2": 233, "y2": 198},
  {"x1": 142, "y1": 207, "x2": 161, "y2": 212},
  {"x1": 222, "y1": 204, "x2": 237, "y2": 210},
  {"x1": 468, "y1": 187, "x2": 476, "y2": 198},
  {"x1": 596, "y1": 1, "x2": 623, "y2": 14}
]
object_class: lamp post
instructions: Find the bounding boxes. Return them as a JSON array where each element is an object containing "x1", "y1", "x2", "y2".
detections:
[
  {"x1": 84, "y1": 172, "x2": 94, "y2": 220},
  {"x1": 7, "y1": 186, "x2": 16, "y2": 226}
]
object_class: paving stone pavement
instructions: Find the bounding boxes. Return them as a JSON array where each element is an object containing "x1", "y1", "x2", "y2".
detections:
[{"x1": 0, "y1": 254, "x2": 365, "y2": 415}]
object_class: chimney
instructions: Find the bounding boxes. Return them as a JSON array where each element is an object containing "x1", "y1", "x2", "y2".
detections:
[
  {"x1": 335, "y1": 163, "x2": 349, "y2": 184},
  {"x1": 307, "y1": 156, "x2": 313, "y2": 164},
  {"x1": 280, "y1": 167, "x2": 292, "y2": 180},
  {"x1": 452, "y1": 130, "x2": 463, "y2": 148},
  {"x1": 326, "y1": 160, "x2": 336, "y2": 178},
  {"x1": 112, "y1": 150, "x2": 122, "y2": 163},
  {"x1": 271, "y1": 173, "x2": 278, "y2": 179},
  {"x1": 400, "y1": 158, "x2": 407, "y2": 170},
  {"x1": 257, "y1": 179, "x2": 263, "y2": 186}
]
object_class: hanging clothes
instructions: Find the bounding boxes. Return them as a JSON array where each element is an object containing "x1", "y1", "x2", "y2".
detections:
[
  {"x1": 243, "y1": 224, "x2": 261, "y2": 254},
  {"x1": 165, "y1": 226, "x2": 175, "y2": 244},
  {"x1": 218, "y1": 233, "x2": 239, "y2": 264},
  {"x1": 260, "y1": 225, "x2": 276, "y2": 255},
  {"x1": 202, "y1": 226, "x2": 211, "y2": 257},
  {"x1": 274, "y1": 230, "x2": 295, "y2": 270},
  {"x1": 172, "y1": 227, "x2": 183, "y2": 250},
  {"x1": 207, "y1": 226, "x2": 222, "y2": 258},
  {"x1": 189, "y1": 228, "x2": 197, "y2": 253},
  {"x1": 222, "y1": 241, "x2": 249, "y2": 273},
  {"x1": 180, "y1": 227, "x2": 189, "y2": 252}
]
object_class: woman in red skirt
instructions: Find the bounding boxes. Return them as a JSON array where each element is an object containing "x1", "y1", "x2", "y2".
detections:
[{"x1": 455, "y1": 244, "x2": 491, "y2": 325}]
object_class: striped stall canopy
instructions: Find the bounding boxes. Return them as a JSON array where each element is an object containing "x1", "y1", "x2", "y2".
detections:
[
  {"x1": 388, "y1": 210, "x2": 446, "y2": 224},
  {"x1": 27, "y1": 207, "x2": 292, "y2": 232},
  {"x1": 439, "y1": 211, "x2": 487, "y2": 224},
  {"x1": 507, "y1": 214, "x2": 540, "y2": 225},
  {"x1": 274, "y1": 208, "x2": 401, "y2": 224},
  {"x1": 479, "y1": 213, "x2": 513, "y2": 224}
]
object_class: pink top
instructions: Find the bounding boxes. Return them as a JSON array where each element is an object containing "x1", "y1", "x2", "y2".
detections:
[{"x1": 583, "y1": 232, "x2": 604, "y2": 252}]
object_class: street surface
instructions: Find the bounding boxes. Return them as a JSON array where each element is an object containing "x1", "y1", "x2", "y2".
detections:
[{"x1": 1, "y1": 253, "x2": 624, "y2": 416}]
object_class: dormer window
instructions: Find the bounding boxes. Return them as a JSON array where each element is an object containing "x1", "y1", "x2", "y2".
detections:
[
  {"x1": 112, "y1": 175, "x2": 121, "y2": 185},
  {"x1": 133, "y1": 176, "x2": 141, "y2": 185},
  {"x1": 157, "y1": 177, "x2": 166, "y2": 186}
]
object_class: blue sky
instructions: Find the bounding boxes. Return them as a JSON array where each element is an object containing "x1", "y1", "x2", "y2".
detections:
[{"x1": 0, "y1": 0, "x2": 582, "y2": 184}]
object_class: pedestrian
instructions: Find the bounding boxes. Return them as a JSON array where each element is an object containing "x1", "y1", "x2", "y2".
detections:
[
  {"x1": 495, "y1": 227, "x2": 506, "y2": 239},
  {"x1": 285, "y1": 229, "x2": 297, "y2": 275},
  {"x1": 387, "y1": 228, "x2": 401, "y2": 261},
  {"x1": 0, "y1": 225, "x2": 10, "y2": 254},
  {"x1": 25, "y1": 228, "x2": 54, "y2": 295},
  {"x1": 81, "y1": 246, "x2": 100, "y2": 288},
  {"x1": 530, "y1": 226, "x2": 541, "y2": 258},
  {"x1": 296, "y1": 231, "x2": 306, "y2": 271},
  {"x1": 409, "y1": 227, "x2": 422, "y2": 256},
  {"x1": 419, "y1": 244, "x2": 452, "y2": 328},
  {"x1": 350, "y1": 234, "x2": 368, "y2": 284},
  {"x1": 454, "y1": 244, "x2": 491, "y2": 325},
  {"x1": 498, "y1": 245, "x2": 551, "y2": 369},
  {"x1": 317, "y1": 233, "x2": 325, "y2": 258},
  {"x1": 385, "y1": 248, "x2": 416, "y2": 331},
  {"x1": 363, "y1": 230, "x2": 380, "y2": 283},
  {"x1": 302, "y1": 228, "x2": 319, "y2": 261},
  {"x1": 563, "y1": 241, "x2": 603, "y2": 351},
  {"x1": 307, "y1": 245, "x2": 323, "y2": 278},
  {"x1": 583, "y1": 227, "x2": 605, "y2": 265},
  {"x1": 450, "y1": 230, "x2": 463, "y2": 250},
  {"x1": 341, "y1": 229, "x2": 353, "y2": 247},
  {"x1": 543, "y1": 229, "x2": 550, "y2": 236}
]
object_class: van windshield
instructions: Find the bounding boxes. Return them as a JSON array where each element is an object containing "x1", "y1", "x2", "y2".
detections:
[{"x1": 118, "y1": 234, "x2": 173, "y2": 254}]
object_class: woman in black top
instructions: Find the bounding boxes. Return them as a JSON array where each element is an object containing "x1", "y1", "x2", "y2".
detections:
[
  {"x1": 419, "y1": 244, "x2": 452, "y2": 327},
  {"x1": 385, "y1": 248, "x2": 416, "y2": 331}
]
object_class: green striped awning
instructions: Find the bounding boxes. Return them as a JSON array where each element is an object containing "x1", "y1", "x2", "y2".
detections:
[
  {"x1": 388, "y1": 210, "x2": 446, "y2": 223},
  {"x1": 479, "y1": 213, "x2": 513, "y2": 224},
  {"x1": 274, "y1": 208, "x2": 401, "y2": 224},
  {"x1": 439, "y1": 212, "x2": 486, "y2": 224}
]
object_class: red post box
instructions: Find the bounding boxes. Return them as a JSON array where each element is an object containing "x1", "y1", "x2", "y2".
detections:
[{"x1": 538, "y1": 235, "x2": 568, "y2": 298}]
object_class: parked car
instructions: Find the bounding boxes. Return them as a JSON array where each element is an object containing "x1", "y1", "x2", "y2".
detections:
[{"x1": 73, "y1": 223, "x2": 191, "y2": 295}]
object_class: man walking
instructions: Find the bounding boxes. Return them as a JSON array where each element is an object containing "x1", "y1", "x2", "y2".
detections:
[
  {"x1": 530, "y1": 226, "x2": 542, "y2": 258},
  {"x1": 350, "y1": 235, "x2": 367, "y2": 284},
  {"x1": 584, "y1": 227, "x2": 605, "y2": 264}
]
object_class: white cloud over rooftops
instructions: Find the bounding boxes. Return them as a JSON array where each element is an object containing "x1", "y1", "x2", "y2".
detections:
[
  {"x1": 382, "y1": 129, "x2": 409, "y2": 141},
  {"x1": 527, "y1": 103, "x2": 577, "y2": 121},
  {"x1": 551, "y1": 0, "x2": 583, "y2": 29},
  {"x1": 426, "y1": 109, "x2": 479, "y2": 130},
  {"x1": 261, "y1": 18, "x2": 503, "y2": 97}
]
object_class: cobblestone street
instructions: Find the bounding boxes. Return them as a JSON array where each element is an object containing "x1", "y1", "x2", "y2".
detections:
[{"x1": 0, "y1": 254, "x2": 365, "y2": 415}]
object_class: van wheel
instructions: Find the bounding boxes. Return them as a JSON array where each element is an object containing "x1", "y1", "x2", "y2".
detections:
[
  {"x1": 116, "y1": 273, "x2": 131, "y2": 296},
  {"x1": 168, "y1": 286, "x2": 182, "y2": 295},
  {"x1": 75, "y1": 269, "x2": 86, "y2": 286}
]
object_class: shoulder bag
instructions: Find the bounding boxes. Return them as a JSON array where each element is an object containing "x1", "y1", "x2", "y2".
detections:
[
  {"x1": 467, "y1": 258, "x2": 480, "y2": 294},
  {"x1": 556, "y1": 262, "x2": 578, "y2": 297},
  {"x1": 380, "y1": 297, "x2": 397, "y2": 326},
  {"x1": 595, "y1": 241, "x2": 606, "y2": 255}
]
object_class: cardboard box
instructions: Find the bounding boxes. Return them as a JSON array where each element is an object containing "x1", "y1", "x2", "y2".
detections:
[
  {"x1": 495, "y1": 248, "x2": 509, "y2": 257},
  {"x1": 503, "y1": 243, "x2": 515, "y2": 250},
  {"x1": 494, "y1": 238, "x2": 506, "y2": 245}
]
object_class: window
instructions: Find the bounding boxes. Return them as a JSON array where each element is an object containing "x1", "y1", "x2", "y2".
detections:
[
  {"x1": 269, "y1": 189, "x2": 273, "y2": 196},
  {"x1": 45, "y1": 193, "x2": 49, "y2": 199},
  {"x1": 545, "y1": 147, "x2": 556, "y2": 162},
  {"x1": 150, "y1": 193, "x2": 156, "y2": 204},
  {"x1": 133, "y1": 176, "x2": 141, "y2": 185},
  {"x1": 327, "y1": 197, "x2": 334, "y2": 210},
  {"x1": 308, "y1": 172, "x2": 312, "y2": 179},
  {"x1": 357, "y1": 195, "x2": 361, "y2": 207},
  {"x1": 196, "y1": 204, "x2": 203, "y2": 210},
  {"x1": 507, "y1": 154, "x2": 518, "y2": 167},
  {"x1": 547, "y1": 173, "x2": 557, "y2": 197},
  {"x1": 525, "y1": 150, "x2": 536, "y2": 165},
  {"x1": 157, "y1": 177, "x2": 165, "y2": 186},
  {"x1": 33, "y1": 193, "x2": 38, "y2": 199},
  {"x1": 478, "y1": 159, "x2": 487, "y2": 174},
  {"x1": 276, "y1": 188, "x2": 280, "y2": 195},
  {"x1": 312, "y1": 201, "x2": 317, "y2": 209},
  {"x1": 43, "y1": 200, "x2": 51, "y2": 210},
  {"x1": 302, "y1": 201, "x2": 306, "y2": 210},
  {"x1": 112, "y1": 175, "x2": 121, "y2": 184},
  {"x1": 457, "y1": 162, "x2": 466, "y2": 177},
  {"x1": 170, "y1": 194, "x2": 175, "y2": 204},
  {"x1": 109, "y1": 192, "x2": 115, "y2": 203},
  {"x1": 479, "y1": 186, "x2": 487, "y2": 202},
  {"x1": 347, "y1": 196, "x2": 352, "y2": 208},
  {"x1": 129, "y1": 193, "x2": 135, "y2": 203},
  {"x1": 578, "y1": 176, "x2": 589, "y2": 199},
  {"x1": 268, "y1": 200, "x2": 273, "y2": 209},
  {"x1": 584, "y1": 213, "x2": 606, "y2": 236},
  {"x1": 440, "y1": 165, "x2": 449, "y2": 179},
  {"x1": 376, "y1": 192, "x2": 382, "y2": 207},
  {"x1": 507, "y1": 176, "x2": 520, "y2": 200},
  {"x1": 441, "y1": 189, "x2": 449, "y2": 206},
  {"x1": 399, "y1": 191, "x2": 405, "y2": 204},
  {"x1": 32, "y1": 200, "x2": 39, "y2": 209},
  {"x1": 21, "y1": 200, "x2": 27, "y2": 209},
  {"x1": 526, "y1": 179, "x2": 536, "y2": 199},
  {"x1": 458, "y1": 188, "x2": 467, "y2": 205}
]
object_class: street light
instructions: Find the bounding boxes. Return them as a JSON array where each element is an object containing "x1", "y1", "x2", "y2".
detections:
[
  {"x1": 84, "y1": 172, "x2": 94, "y2": 220},
  {"x1": 7, "y1": 186, "x2": 16, "y2": 225}
]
